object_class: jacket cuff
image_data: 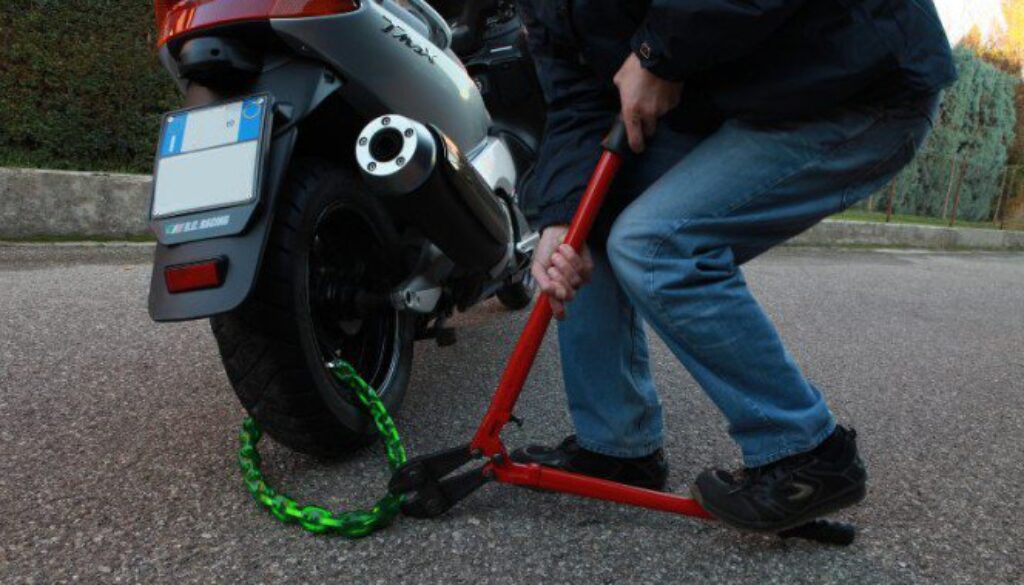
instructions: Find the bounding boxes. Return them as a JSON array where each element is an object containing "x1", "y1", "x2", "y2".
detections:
[
  {"x1": 630, "y1": 21, "x2": 687, "y2": 82},
  {"x1": 535, "y1": 194, "x2": 582, "y2": 231}
]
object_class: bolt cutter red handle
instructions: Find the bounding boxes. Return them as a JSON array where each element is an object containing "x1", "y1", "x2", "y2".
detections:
[
  {"x1": 469, "y1": 122, "x2": 626, "y2": 458},
  {"x1": 464, "y1": 119, "x2": 712, "y2": 519}
]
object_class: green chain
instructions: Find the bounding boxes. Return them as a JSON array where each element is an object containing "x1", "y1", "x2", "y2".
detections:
[{"x1": 237, "y1": 359, "x2": 407, "y2": 537}]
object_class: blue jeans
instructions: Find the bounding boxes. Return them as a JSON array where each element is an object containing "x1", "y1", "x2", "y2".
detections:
[{"x1": 558, "y1": 94, "x2": 939, "y2": 467}]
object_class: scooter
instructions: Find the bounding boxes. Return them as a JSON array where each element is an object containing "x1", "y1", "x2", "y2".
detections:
[{"x1": 148, "y1": 0, "x2": 544, "y2": 458}]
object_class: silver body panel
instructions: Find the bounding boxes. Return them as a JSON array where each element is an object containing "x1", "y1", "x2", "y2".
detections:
[
  {"x1": 469, "y1": 137, "x2": 517, "y2": 196},
  {"x1": 271, "y1": 2, "x2": 490, "y2": 152}
]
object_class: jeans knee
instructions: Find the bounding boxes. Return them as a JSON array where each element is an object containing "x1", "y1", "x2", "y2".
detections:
[{"x1": 611, "y1": 214, "x2": 739, "y2": 297}]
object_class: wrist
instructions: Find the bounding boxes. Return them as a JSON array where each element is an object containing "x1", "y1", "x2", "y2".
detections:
[{"x1": 630, "y1": 26, "x2": 685, "y2": 83}]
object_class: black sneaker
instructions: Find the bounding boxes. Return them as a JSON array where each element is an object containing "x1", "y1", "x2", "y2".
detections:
[
  {"x1": 510, "y1": 435, "x2": 669, "y2": 491},
  {"x1": 691, "y1": 426, "x2": 867, "y2": 532}
]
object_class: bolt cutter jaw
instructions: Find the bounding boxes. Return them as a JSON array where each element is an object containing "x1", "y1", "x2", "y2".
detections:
[{"x1": 388, "y1": 444, "x2": 492, "y2": 518}]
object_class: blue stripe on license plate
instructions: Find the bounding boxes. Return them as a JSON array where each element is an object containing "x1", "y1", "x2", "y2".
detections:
[
  {"x1": 161, "y1": 113, "x2": 188, "y2": 158},
  {"x1": 159, "y1": 97, "x2": 266, "y2": 160},
  {"x1": 237, "y1": 98, "x2": 265, "y2": 143}
]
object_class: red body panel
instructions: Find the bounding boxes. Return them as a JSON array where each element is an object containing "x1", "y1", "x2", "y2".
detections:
[{"x1": 154, "y1": 0, "x2": 358, "y2": 46}]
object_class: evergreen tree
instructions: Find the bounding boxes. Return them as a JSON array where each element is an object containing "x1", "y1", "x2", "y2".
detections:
[{"x1": 886, "y1": 47, "x2": 1017, "y2": 221}]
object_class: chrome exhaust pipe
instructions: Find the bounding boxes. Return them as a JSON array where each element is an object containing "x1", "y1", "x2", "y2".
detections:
[{"x1": 356, "y1": 115, "x2": 512, "y2": 274}]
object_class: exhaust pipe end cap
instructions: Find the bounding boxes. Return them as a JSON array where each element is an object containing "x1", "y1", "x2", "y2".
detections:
[{"x1": 356, "y1": 115, "x2": 437, "y2": 196}]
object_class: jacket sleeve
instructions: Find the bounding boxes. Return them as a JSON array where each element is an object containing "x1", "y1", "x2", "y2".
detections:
[
  {"x1": 631, "y1": 0, "x2": 810, "y2": 82},
  {"x1": 519, "y1": 1, "x2": 618, "y2": 230}
]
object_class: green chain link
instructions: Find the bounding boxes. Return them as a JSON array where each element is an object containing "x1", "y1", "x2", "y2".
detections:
[{"x1": 237, "y1": 359, "x2": 407, "y2": 537}]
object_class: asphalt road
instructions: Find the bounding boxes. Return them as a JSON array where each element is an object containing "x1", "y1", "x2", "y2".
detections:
[{"x1": 1, "y1": 244, "x2": 1022, "y2": 585}]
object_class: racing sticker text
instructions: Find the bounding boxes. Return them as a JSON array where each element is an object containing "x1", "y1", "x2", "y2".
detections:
[{"x1": 165, "y1": 214, "x2": 231, "y2": 235}]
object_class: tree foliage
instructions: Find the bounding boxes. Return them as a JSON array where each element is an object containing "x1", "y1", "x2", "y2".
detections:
[
  {"x1": 958, "y1": 0, "x2": 1024, "y2": 222},
  {"x1": 962, "y1": 1, "x2": 1024, "y2": 165},
  {"x1": 0, "y1": 0, "x2": 179, "y2": 173},
  {"x1": 990, "y1": 0, "x2": 1024, "y2": 74},
  {"x1": 887, "y1": 47, "x2": 1017, "y2": 221}
]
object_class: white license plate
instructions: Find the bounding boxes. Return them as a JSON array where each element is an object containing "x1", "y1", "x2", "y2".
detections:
[{"x1": 151, "y1": 95, "x2": 270, "y2": 219}]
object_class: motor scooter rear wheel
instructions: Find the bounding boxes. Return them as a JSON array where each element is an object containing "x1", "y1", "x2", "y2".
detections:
[{"x1": 212, "y1": 160, "x2": 414, "y2": 458}]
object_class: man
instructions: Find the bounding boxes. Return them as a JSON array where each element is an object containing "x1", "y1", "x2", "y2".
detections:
[{"x1": 511, "y1": 0, "x2": 956, "y2": 532}]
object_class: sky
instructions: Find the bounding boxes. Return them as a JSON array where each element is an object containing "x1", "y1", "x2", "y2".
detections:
[{"x1": 933, "y1": 0, "x2": 1005, "y2": 43}]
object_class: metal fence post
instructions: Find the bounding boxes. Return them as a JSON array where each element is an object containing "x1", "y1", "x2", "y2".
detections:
[
  {"x1": 941, "y1": 156, "x2": 957, "y2": 219},
  {"x1": 949, "y1": 159, "x2": 966, "y2": 227},
  {"x1": 885, "y1": 179, "x2": 896, "y2": 223},
  {"x1": 994, "y1": 166, "x2": 1009, "y2": 230}
]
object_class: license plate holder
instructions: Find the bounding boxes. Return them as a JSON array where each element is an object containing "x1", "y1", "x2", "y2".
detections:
[{"x1": 150, "y1": 95, "x2": 272, "y2": 242}]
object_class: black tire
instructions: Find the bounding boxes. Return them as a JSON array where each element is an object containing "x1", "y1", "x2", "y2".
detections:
[
  {"x1": 211, "y1": 160, "x2": 414, "y2": 458},
  {"x1": 496, "y1": 271, "x2": 536, "y2": 311}
]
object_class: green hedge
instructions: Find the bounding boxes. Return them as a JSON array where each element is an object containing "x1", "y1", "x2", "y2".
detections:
[{"x1": 0, "y1": 0, "x2": 179, "y2": 173}]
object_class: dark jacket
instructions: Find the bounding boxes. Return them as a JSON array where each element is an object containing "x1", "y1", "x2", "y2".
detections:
[{"x1": 519, "y1": 0, "x2": 957, "y2": 230}]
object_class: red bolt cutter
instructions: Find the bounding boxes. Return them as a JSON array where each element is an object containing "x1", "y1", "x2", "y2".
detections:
[{"x1": 389, "y1": 119, "x2": 856, "y2": 546}]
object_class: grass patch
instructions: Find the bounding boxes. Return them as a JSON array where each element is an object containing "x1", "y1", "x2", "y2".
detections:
[
  {"x1": 0, "y1": 233, "x2": 156, "y2": 244},
  {"x1": 835, "y1": 210, "x2": 999, "y2": 230}
]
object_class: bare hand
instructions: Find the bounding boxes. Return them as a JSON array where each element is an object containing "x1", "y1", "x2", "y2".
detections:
[
  {"x1": 613, "y1": 53, "x2": 684, "y2": 153},
  {"x1": 531, "y1": 225, "x2": 594, "y2": 320}
]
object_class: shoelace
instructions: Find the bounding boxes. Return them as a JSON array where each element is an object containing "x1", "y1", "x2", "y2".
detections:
[
  {"x1": 728, "y1": 428, "x2": 854, "y2": 495},
  {"x1": 728, "y1": 454, "x2": 812, "y2": 495}
]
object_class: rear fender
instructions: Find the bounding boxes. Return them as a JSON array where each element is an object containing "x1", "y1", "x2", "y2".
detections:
[{"x1": 148, "y1": 56, "x2": 339, "y2": 322}]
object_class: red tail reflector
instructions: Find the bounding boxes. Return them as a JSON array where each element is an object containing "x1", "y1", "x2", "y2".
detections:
[{"x1": 165, "y1": 258, "x2": 226, "y2": 294}]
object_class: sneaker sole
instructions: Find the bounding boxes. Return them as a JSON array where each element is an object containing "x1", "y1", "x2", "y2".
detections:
[{"x1": 690, "y1": 481, "x2": 867, "y2": 534}]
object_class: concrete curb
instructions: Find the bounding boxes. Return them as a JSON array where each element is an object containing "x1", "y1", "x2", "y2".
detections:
[
  {"x1": 1, "y1": 167, "x2": 152, "y2": 239},
  {"x1": 2, "y1": 167, "x2": 1022, "y2": 251},
  {"x1": 791, "y1": 219, "x2": 1024, "y2": 251},
  {"x1": 0, "y1": 241, "x2": 156, "y2": 248}
]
